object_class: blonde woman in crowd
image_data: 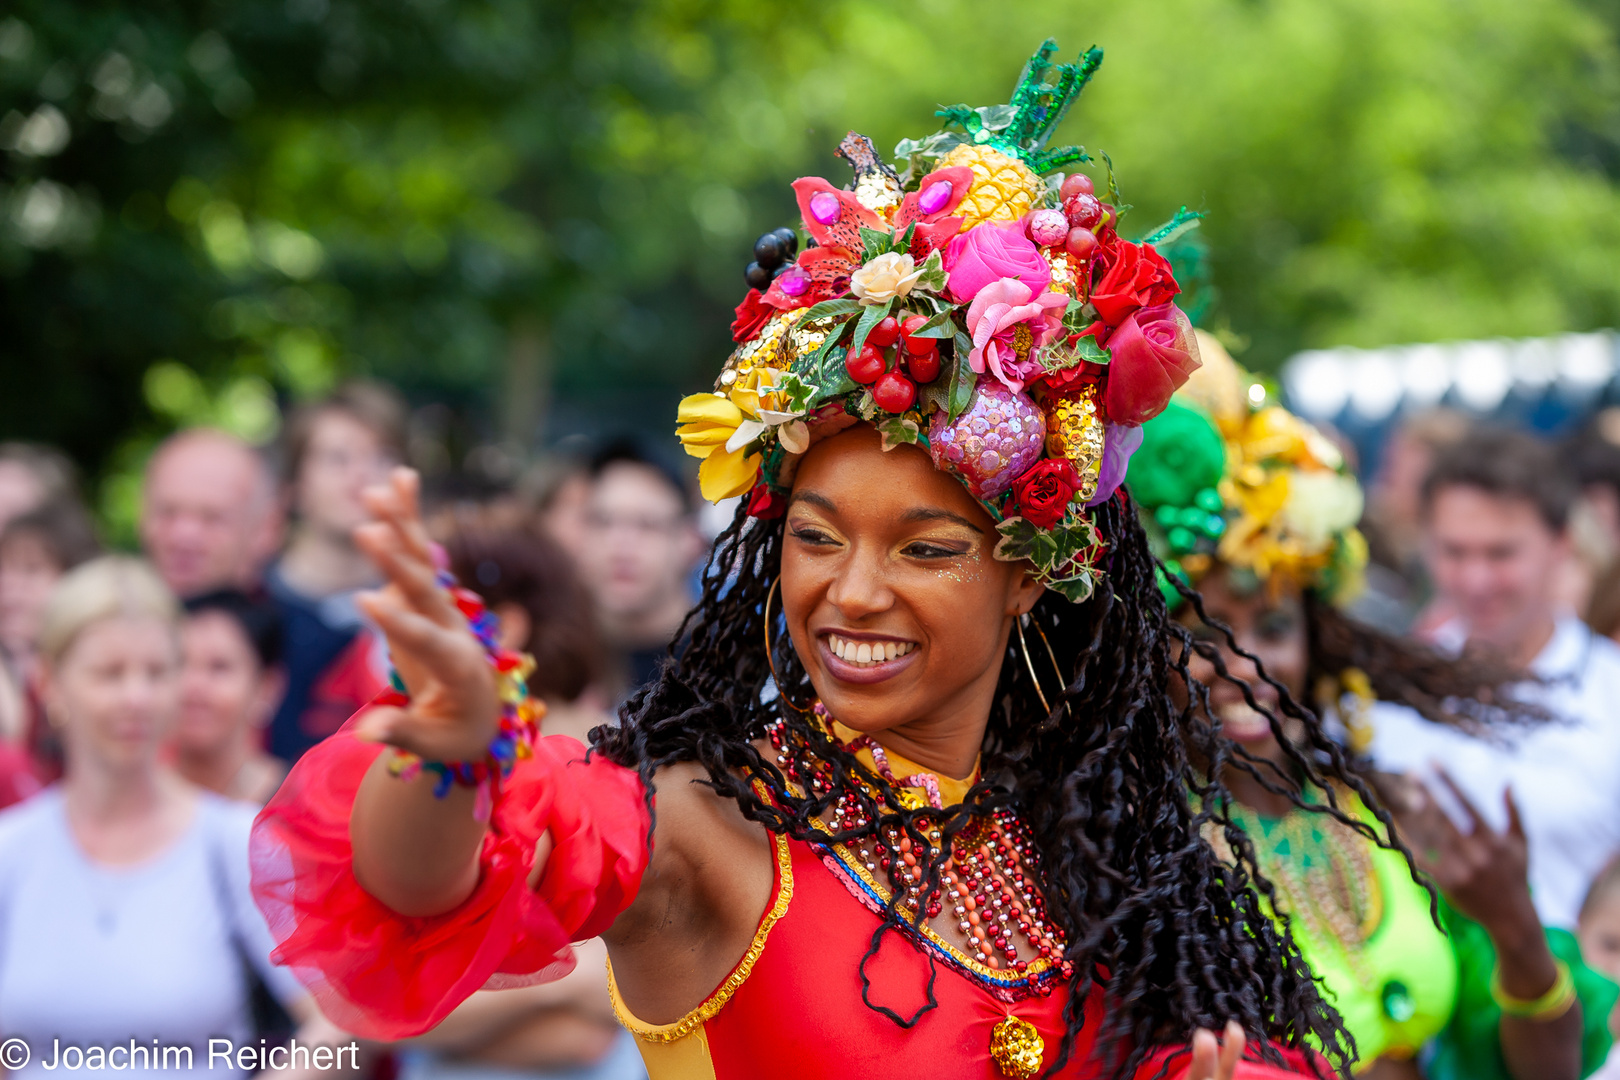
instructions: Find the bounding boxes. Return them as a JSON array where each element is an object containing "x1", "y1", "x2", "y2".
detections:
[{"x1": 0, "y1": 557, "x2": 340, "y2": 1078}]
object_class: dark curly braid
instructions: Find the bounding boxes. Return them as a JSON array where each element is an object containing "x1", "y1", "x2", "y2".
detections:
[
  {"x1": 1303, "y1": 593, "x2": 1538, "y2": 732},
  {"x1": 594, "y1": 490, "x2": 1389, "y2": 1078}
]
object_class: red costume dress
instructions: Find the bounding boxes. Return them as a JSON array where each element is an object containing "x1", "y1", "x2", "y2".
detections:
[{"x1": 251, "y1": 717, "x2": 1314, "y2": 1080}]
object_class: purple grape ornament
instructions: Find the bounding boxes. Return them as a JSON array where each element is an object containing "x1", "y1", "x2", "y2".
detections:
[{"x1": 928, "y1": 381, "x2": 1046, "y2": 500}]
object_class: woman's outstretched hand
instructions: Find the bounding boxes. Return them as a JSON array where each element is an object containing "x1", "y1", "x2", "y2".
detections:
[
  {"x1": 1395, "y1": 767, "x2": 1535, "y2": 936},
  {"x1": 352, "y1": 468, "x2": 499, "y2": 764},
  {"x1": 1189, "y1": 1022, "x2": 1245, "y2": 1080}
]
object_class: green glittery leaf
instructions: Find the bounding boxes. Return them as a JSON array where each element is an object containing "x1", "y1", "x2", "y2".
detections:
[
  {"x1": 1141, "y1": 207, "x2": 1205, "y2": 247},
  {"x1": 859, "y1": 226, "x2": 895, "y2": 261}
]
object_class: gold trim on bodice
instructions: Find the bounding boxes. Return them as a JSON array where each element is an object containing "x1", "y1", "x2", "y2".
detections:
[{"x1": 608, "y1": 823, "x2": 794, "y2": 1043}]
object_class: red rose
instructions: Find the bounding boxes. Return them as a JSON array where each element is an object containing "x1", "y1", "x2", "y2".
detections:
[
  {"x1": 746, "y1": 482, "x2": 788, "y2": 519},
  {"x1": 731, "y1": 289, "x2": 774, "y2": 343},
  {"x1": 1089, "y1": 241, "x2": 1179, "y2": 327},
  {"x1": 1011, "y1": 459, "x2": 1083, "y2": 529},
  {"x1": 1103, "y1": 302, "x2": 1202, "y2": 426}
]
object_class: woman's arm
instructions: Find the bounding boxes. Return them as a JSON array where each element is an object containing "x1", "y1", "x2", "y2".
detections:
[
  {"x1": 345, "y1": 470, "x2": 504, "y2": 916},
  {"x1": 1401, "y1": 772, "x2": 1582, "y2": 1080}
]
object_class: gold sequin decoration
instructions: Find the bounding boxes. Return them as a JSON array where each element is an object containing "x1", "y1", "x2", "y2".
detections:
[
  {"x1": 853, "y1": 171, "x2": 902, "y2": 218},
  {"x1": 716, "y1": 309, "x2": 832, "y2": 391},
  {"x1": 1042, "y1": 386, "x2": 1106, "y2": 502},
  {"x1": 990, "y1": 1015, "x2": 1045, "y2": 1079},
  {"x1": 1044, "y1": 249, "x2": 1082, "y2": 299}
]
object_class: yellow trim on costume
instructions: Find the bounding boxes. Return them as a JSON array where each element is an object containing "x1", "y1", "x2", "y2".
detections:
[
  {"x1": 809, "y1": 815, "x2": 1054, "y2": 986},
  {"x1": 827, "y1": 719, "x2": 981, "y2": 806},
  {"x1": 608, "y1": 825, "x2": 794, "y2": 1043}
]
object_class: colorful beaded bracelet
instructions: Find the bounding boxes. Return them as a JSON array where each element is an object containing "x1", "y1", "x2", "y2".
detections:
[
  {"x1": 383, "y1": 571, "x2": 545, "y2": 822},
  {"x1": 1489, "y1": 959, "x2": 1576, "y2": 1021}
]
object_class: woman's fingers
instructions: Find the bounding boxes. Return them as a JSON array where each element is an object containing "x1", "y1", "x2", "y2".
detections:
[
  {"x1": 1189, "y1": 1029, "x2": 1218, "y2": 1080},
  {"x1": 356, "y1": 589, "x2": 454, "y2": 659},
  {"x1": 355, "y1": 522, "x2": 459, "y2": 629},
  {"x1": 1432, "y1": 766, "x2": 1490, "y2": 836},
  {"x1": 1218, "y1": 1021, "x2": 1245, "y2": 1080}
]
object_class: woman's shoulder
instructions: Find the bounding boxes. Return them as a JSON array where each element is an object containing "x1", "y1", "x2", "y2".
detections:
[{"x1": 0, "y1": 787, "x2": 65, "y2": 881}]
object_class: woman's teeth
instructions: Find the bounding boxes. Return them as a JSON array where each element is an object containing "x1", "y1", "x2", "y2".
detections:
[{"x1": 828, "y1": 635, "x2": 915, "y2": 665}]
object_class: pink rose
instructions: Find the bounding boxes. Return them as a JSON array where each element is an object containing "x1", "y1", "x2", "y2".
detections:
[
  {"x1": 944, "y1": 221, "x2": 1052, "y2": 303},
  {"x1": 965, "y1": 278, "x2": 1068, "y2": 393},
  {"x1": 1103, "y1": 303, "x2": 1202, "y2": 426}
]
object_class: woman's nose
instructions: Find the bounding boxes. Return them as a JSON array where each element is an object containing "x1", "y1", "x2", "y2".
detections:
[{"x1": 825, "y1": 545, "x2": 894, "y2": 620}]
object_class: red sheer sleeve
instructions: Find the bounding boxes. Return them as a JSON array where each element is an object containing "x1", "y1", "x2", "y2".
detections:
[{"x1": 249, "y1": 710, "x2": 651, "y2": 1039}]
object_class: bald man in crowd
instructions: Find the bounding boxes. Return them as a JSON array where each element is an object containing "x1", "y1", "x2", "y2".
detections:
[{"x1": 140, "y1": 429, "x2": 283, "y2": 598}]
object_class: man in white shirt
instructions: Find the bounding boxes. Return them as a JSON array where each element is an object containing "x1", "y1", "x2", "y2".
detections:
[{"x1": 1370, "y1": 427, "x2": 1620, "y2": 930}]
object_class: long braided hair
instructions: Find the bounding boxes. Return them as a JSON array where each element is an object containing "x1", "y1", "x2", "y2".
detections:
[{"x1": 595, "y1": 485, "x2": 1400, "y2": 1077}]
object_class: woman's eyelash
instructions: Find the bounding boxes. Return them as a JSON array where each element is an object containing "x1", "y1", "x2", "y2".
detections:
[{"x1": 905, "y1": 542, "x2": 963, "y2": 558}]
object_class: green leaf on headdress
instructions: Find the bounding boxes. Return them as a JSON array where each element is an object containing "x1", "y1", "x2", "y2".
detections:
[
  {"x1": 993, "y1": 516, "x2": 1042, "y2": 563},
  {"x1": 975, "y1": 104, "x2": 1018, "y2": 133},
  {"x1": 1046, "y1": 572, "x2": 1097, "y2": 604},
  {"x1": 1098, "y1": 151, "x2": 1131, "y2": 219},
  {"x1": 846, "y1": 298, "x2": 894, "y2": 357},
  {"x1": 1075, "y1": 335, "x2": 1109, "y2": 366},
  {"x1": 948, "y1": 332, "x2": 978, "y2": 421},
  {"x1": 877, "y1": 415, "x2": 922, "y2": 451},
  {"x1": 775, "y1": 372, "x2": 818, "y2": 415},
  {"x1": 911, "y1": 249, "x2": 949, "y2": 296},
  {"x1": 908, "y1": 303, "x2": 957, "y2": 339},
  {"x1": 860, "y1": 227, "x2": 896, "y2": 261},
  {"x1": 1141, "y1": 207, "x2": 1205, "y2": 248},
  {"x1": 799, "y1": 298, "x2": 862, "y2": 322},
  {"x1": 1060, "y1": 299, "x2": 1092, "y2": 337},
  {"x1": 894, "y1": 130, "x2": 970, "y2": 184}
]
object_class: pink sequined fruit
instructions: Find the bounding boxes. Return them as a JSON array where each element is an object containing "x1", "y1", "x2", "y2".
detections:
[{"x1": 928, "y1": 382, "x2": 1046, "y2": 500}]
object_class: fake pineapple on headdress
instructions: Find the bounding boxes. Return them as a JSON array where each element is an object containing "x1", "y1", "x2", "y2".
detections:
[{"x1": 676, "y1": 40, "x2": 1205, "y2": 602}]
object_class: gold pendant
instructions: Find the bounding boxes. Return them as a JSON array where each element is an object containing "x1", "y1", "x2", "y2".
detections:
[{"x1": 990, "y1": 1015, "x2": 1044, "y2": 1079}]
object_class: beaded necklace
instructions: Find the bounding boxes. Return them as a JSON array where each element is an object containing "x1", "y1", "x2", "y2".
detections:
[
  {"x1": 1220, "y1": 792, "x2": 1384, "y2": 991},
  {"x1": 765, "y1": 706, "x2": 1073, "y2": 983}
]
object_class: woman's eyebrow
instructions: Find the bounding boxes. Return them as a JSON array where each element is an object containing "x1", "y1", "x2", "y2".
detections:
[
  {"x1": 788, "y1": 491, "x2": 836, "y2": 513},
  {"x1": 900, "y1": 507, "x2": 983, "y2": 533}
]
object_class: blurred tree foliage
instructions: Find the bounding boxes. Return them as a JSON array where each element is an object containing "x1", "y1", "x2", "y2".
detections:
[{"x1": 1, "y1": 0, "x2": 1617, "y2": 529}]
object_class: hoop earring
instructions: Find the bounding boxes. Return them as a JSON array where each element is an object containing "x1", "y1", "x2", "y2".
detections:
[
  {"x1": 1016, "y1": 613, "x2": 1067, "y2": 719},
  {"x1": 764, "y1": 577, "x2": 816, "y2": 713}
]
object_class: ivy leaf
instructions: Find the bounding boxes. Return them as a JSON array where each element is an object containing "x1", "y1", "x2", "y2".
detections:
[
  {"x1": 797, "y1": 320, "x2": 850, "y2": 385},
  {"x1": 876, "y1": 416, "x2": 922, "y2": 451},
  {"x1": 1045, "y1": 572, "x2": 1097, "y2": 603},
  {"x1": 859, "y1": 227, "x2": 894, "y2": 260},
  {"x1": 1075, "y1": 336, "x2": 1110, "y2": 366},
  {"x1": 1061, "y1": 299, "x2": 1091, "y2": 336},
  {"x1": 896, "y1": 221, "x2": 917, "y2": 253},
  {"x1": 993, "y1": 516, "x2": 1042, "y2": 563},
  {"x1": 911, "y1": 249, "x2": 949, "y2": 296},
  {"x1": 975, "y1": 104, "x2": 1018, "y2": 132},
  {"x1": 776, "y1": 372, "x2": 818, "y2": 414},
  {"x1": 948, "y1": 331, "x2": 978, "y2": 420}
]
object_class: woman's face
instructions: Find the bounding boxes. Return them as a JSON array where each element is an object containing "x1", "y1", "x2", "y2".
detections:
[
  {"x1": 1180, "y1": 569, "x2": 1307, "y2": 751},
  {"x1": 44, "y1": 616, "x2": 181, "y2": 775},
  {"x1": 177, "y1": 610, "x2": 278, "y2": 754},
  {"x1": 0, "y1": 534, "x2": 63, "y2": 657},
  {"x1": 781, "y1": 425, "x2": 1043, "y2": 737}
]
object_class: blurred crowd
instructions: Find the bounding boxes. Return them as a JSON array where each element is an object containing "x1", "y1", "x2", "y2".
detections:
[
  {"x1": 0, "y1": 382, "x2": 711, "y2": 1080},
  {"x1": 7, "y1": 381, "x2": 1620, "y2": 1077}
]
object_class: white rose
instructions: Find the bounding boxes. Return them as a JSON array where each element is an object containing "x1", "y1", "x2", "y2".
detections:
[
  {"x1": 850, "y1": 251, "x2": 923, "y2": 305},
  {"x1": 1278, "y1": 471, "x2": 1364, "y2": 551}
]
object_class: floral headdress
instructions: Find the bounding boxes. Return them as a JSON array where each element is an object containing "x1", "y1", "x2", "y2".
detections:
[
  {"x1": 675, "y1": 40, "x2": 1204, "y2": 602},
  {"x1": 1126, "y1": 332, "x2": 1368, "y2": 606}
]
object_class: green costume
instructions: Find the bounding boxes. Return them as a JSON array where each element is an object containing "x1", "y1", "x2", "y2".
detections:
[{"x1": 1227, "y1": 793, "x2": 1617, "y2": 1076}]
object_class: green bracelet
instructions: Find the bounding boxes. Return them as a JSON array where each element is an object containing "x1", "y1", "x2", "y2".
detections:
[{"x1": 1490, "y1": 959, "x2": 1576, "y2": 1021}]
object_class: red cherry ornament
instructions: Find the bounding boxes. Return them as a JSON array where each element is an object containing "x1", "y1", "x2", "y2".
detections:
[
  {"x1": 845, "y1": 343, "x2": 885, "y2": 385},
  {"x1": 867, "y1": 316, "x2": 901, "y2": 348},
  {"x1": 1059, "y1": 173, "x2": 1095, "y2": 201},
  {"x1": 1065, "y1": 227, "x2": 1098, "y2": 259},
  {"x1": 872, "y1": 371, "x2": 917, "y2": 412},
  {"x1": 1063, "y1": 192, "x2": 1102, "y2": 230},
  {"x1": 906, "y1": 349, "x2": 941, "y2": 383}
]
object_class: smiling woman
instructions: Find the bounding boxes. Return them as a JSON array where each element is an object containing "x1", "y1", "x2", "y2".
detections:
[{"x1": 250, "y1": 42, "x2": 1404, "y2": 1080}]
